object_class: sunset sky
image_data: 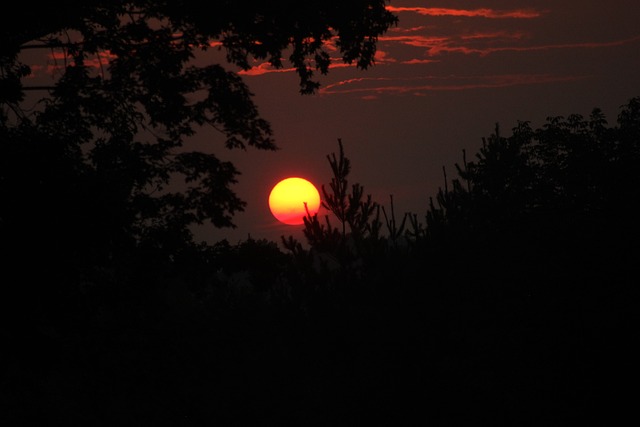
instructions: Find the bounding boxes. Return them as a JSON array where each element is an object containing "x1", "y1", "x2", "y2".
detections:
[
  {"x1": 193, "y1": 0, "x2": 640, "y2": 246},
  {"x1": 26, "y1": 1, "x2": 638, "y2": 246}
]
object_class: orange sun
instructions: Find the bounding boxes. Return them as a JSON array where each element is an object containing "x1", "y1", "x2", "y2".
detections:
[{"x1": 268, "y1": 177, "x2": 321, "y2": 225}]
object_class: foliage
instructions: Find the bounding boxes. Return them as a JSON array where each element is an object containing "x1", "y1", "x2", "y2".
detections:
[
  {"x1": 425, "y1": 96, "x2": 640, "y2": 257},
  {"x1": 302, "y1": 139, "x2": 382, "y2": 245},
  {"x1": 1, "y1": 5, "x2": 398, "y2": 423},
  {"x1": 1, "y1": 0, "x2": 396, "y2": 235},
  {"x1": 285, "y1": 97, "x2": 640, "y2": 289},
  {"x1": 214, "y1": 100, "x2": 640, "y2": 422},
  {"x1": 3, "y1": 16, "x2": 639, "y2": 418},
  {"x1": 0, "y1": 1, "x2": 397, "y2": 290}
]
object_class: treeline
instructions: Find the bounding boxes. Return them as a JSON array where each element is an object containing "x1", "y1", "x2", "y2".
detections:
[{"x1": 3, "y1": 97, "x2": 639, "y2": 425}]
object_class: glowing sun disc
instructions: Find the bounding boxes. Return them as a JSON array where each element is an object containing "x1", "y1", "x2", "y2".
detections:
[{"x1": 269, "y1": 177, "x2": 321, "y2": 225}]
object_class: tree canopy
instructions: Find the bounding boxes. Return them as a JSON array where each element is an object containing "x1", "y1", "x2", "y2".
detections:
[
  {"x1": 0, "y1": 2, "x2": 398, "y2": 396},
  {"x1": 0, "y1": 1, "x2": 397, "y2": 261}
]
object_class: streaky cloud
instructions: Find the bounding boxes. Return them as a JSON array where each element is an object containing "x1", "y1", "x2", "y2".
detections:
[
  {"x1": 431, "y1": 34, "x2": 640, "y2": 56},
  {"x1": 238, "y1": 62, "x2": 297, "y2": 76},
  {"x1": 386, "y1": 6, "x2": 543, "y2": 19},
  {"x1": 381, "y1": 33, "x2": 640, "y2": 57},
  {"x1": 34, "y1": 50, "x2": 117, "y2": 76},
  {"x1": 320, "y1": 74, "x2": 585, "y2": 96},
  {"x1": 380, "y1": 35, "x2": 451, "y2": 48},
  {"x1": 373, "y1": 49, "x2": 397, "y2": 64},
  {"x1": 460, "y1": 31, "x2": 528, "y2": 41},
  {"x1": 402, "y1": 58, "x2": 440, "y2": 65},
  {"x1": 389, "y1": 25, "x2": 430, "y2": 34},
  {"x1": 239, "y1": 61, "x2": 354, "y2": 76}
]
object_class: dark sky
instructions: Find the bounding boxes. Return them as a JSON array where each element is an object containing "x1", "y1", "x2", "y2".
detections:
[{"x1": 194, "y1": 0, "x2": 640, "y2": 246}]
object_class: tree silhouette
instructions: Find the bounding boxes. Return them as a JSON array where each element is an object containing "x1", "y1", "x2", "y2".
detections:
[
  {"x1": 312, "y1": 139, "x2": 381, "y2": 240},
  {"x1": 279, "y1": 99, "x2": 640, "y2": 424},
  {"x1": 1, "y1": 1, "x2": 397, "y2": 238},
  {"x1": 3, "y1": 92, "x2": 639, "y2": 425},
  {"x1": 287, "y1": 139, "x2": 383, "y2": 266},
  {"x1": 0, "y1": 4, "x2": 398, "y2": 424},
  {"x1": 0, "y1": 1, "x2": 398, "y2": 304},
  {"x1": 4, "y1": 8, "x2": 638, "y2": 417}
]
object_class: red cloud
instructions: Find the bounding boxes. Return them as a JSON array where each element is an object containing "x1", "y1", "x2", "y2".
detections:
[
  {"x1": 238, "y1": 60, "x2": 355, "y2": 76},
  {"x1": 402, "y1": 58, "x2": 439, "y2": 65},
  {"x1": 386, "y1": 6, "x2": 543, "y2": 19},
  {"x1": 380, "y1": 35, "x2": 451, "y2": 48},
  {"x1": 373, "y1": 49, "x2": 396, "y2": 64},
  {"x1": 37, "y1": 50, "x2": 117, "y2": 76},
  {"x1": 238, "y1": 62, "x2": 296, "y2": 76},
  {"x1": 430, "y1": 35, "x2": 640, "y2": 56},
  {"x1": 460, "y1": 31, "x2": 528, "y2": 41},
  {"x1": 381, "y1": 33, "x2": 640, "y2": 57},
  {"x1": 389, "y1": 25, "x2": 430, "y2": 34},
  {"x1": 319, "y1": 74, "x2": 585, "y2": 96}
]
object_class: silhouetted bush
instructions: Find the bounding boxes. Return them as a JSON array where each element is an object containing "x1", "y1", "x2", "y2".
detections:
[{"x1": 3, "y1": 97, "x2": 639, "y2": 425}]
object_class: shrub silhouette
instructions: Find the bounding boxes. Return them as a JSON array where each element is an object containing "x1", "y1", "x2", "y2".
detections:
[
  {"x1": 424, "y1": 97, "x2": 640, "y2": 280},
  {"x1": 3, "y1": 96, "x2": 639, "y2": 425},
  {"x1": 275, "y1": 97, "x2": 640, "y2": 424}
]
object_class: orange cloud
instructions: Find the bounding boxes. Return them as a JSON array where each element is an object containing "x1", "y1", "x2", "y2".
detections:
[{"x1": 386, "y1": 6, "x2": 543, "y2": 19}]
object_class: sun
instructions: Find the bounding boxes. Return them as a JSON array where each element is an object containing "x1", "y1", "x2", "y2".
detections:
[{"x1": 268, "y1": 177, "x2": 321, "y2": 225}]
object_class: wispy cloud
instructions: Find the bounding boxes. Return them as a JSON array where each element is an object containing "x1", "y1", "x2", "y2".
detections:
[
  {"x1": 229, "y1": 3, "x2": 640, "y2": 100},
  {"x1": 31, "y1": 50, "x2": 117, "y2": 76},
  {"x1": 380, "y1": 34, "x2": 451, "y2": 49},
  {"x1": 381, "y1": 33, "x2": 640, "y2": 57},
  {"x1": 238, "y1": 58, "x2": 360, "y2": 76},
  {"x1": 238, "y1": 62, "x2": 297, "y2": 76},
  {"x1": 373, "y1": 49, "x2": 396, "y2": 64},
  {"x1": 389, "y1": 25, "x2": 431, "y2": 34},
  {"x1": 386, "y1": 6, "x2": 543, "y2": 19},
  {"x1": 401, "y1": 58, "x2": 440, "y2": 65},
  {"x1": 429, "y1": 35, "x2": 640, "y2": 56},
  {"x1": 460, "y1": 31, "x2": 528, "y2": 41},
  {"x1": 320, "y1": 74, "x2": 586, "y2": 97}
]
